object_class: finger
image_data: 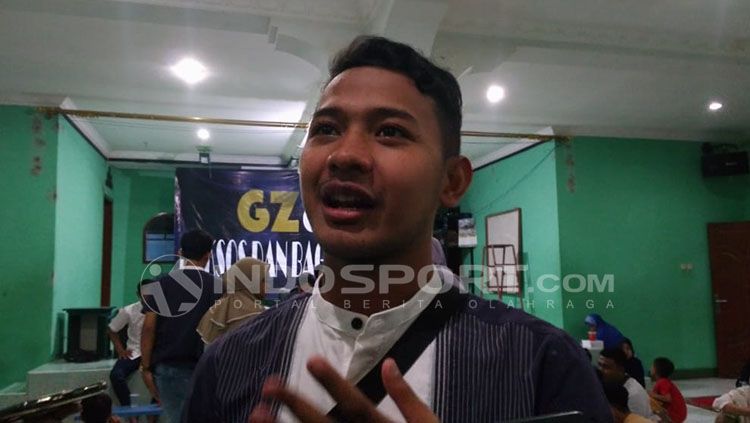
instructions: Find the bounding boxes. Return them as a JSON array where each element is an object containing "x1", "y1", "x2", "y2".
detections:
[
  {"x1": 261, "y1": 376, "x2": 331, "y2": 423},
  {"x1": 381, "y1": 359, "x2": 438, "y2": 423},
  {"x1": 306, "y1": 356, "x2": 388, "y2": 423},
  {"x1": 248, "y1": 401, "x2": 276, "y2": 423}
]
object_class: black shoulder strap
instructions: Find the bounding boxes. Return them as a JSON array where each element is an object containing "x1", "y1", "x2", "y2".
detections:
[{"x1": 327, "y1": 287, "x2": 464, "y2": 421}]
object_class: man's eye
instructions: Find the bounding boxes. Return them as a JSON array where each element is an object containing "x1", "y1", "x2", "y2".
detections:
[
  {"x1": 310, "y1": 123, "x2": 339, "y2": 136},
  {"x1": 376, "y1": 126, "x2": 407, "y2": 138}
]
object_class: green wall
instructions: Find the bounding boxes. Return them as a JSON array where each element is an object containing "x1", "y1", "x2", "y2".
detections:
[
  {"x1": 556, "y1": 137, "x2": 750, "y2": 372},
  {"x1": 0, "y1": 106, "x2": 175, "y2": 387},
  {"x1": 463, "y1": 136, "x2": 748, "y2": 372},
  {"x1": 112, "y1": 169, "x2": 175, "y2": 306},
  {"x1": 0, "y1": 107, "x2": 58, "y2": 387},
  {"x1": 461, "y1": 142, "x2": 565, "y2": 327},
  {"x1": 109, "y1": 169, "x2": 131, "y2": 308},
  {"x1": 50, "y1": 117, "x2": 108, "y2": 354}
]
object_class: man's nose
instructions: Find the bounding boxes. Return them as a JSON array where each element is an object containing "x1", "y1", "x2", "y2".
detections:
[{"x1": 325, "y1": 128, "x2": 374, "y2": 177}]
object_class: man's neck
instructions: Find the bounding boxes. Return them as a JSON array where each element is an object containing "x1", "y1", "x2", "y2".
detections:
[{"x1": 320, "y1": 255, "x2": 435, "y2": 316}]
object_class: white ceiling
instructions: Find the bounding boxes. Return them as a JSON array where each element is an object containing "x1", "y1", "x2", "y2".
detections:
[{"x1": 1, "y1": 0, "x2": 749, "y2": 168}]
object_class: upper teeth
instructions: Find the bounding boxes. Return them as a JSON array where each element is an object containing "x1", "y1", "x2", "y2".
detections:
[{"x1": 334, "y1": 195, "x2": 360, "y2": 203}]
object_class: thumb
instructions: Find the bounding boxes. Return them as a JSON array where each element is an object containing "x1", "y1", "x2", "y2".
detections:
[{"x1": 381, "y1": 358, "x2": 439, "y2": 423}]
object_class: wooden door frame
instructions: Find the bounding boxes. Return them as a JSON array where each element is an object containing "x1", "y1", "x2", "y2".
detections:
[{"x1": 101, "y1": 197, "x2": 113, "y2": 306}]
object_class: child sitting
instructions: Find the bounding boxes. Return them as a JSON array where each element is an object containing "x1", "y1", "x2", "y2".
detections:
[
  {"x1": 649, "y1": 357, "x2": 687, "y2": 423},
  {"x1": 80, "y1": 394, "x2": 121, "y2": 423}
]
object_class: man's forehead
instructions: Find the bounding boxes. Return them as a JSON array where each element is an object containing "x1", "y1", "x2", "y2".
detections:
[
  {"x1": 325, "y1": 66, "x2": 414, "y2": 91},
  {"x1": 315, "y1": 67, "x2": 436, "y2": 117}
]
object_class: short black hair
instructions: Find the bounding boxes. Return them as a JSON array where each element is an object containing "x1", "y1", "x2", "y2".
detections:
[
  {"x1": 653, "y1": 357, "x2": 675, "y2": 378},
  {"x1": 620, "y1": 337, "x2": 634, "y2": 351},
  {"x1": 602, "y1": 381, "x2": 630, "y2": 413},
  {"x1": 328, "y1": 35, "x2": 462, "y2": 158},
  {"x1": 180, "y1": 229, "x2": 214, "y2": 260},
  {"x1": 80, "y1": 393, "x2": 112, "y2": 423},
  {"x1": 600, "y1": 348, "x2": 627, "y2": 369}
]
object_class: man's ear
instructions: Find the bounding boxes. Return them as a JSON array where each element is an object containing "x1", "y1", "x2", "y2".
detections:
[{"x1": 440, "y1": 156, "x2": 473, "y2": 208}]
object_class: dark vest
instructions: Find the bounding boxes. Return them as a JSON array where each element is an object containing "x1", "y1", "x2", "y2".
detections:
[{"x1": 183, "y1": 291, "x2": 612, "y2": 422}]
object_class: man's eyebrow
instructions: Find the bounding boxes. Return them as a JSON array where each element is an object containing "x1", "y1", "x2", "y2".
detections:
[
  {"x1": 311, "y1": 106, "x2": 418, "y2": 124},
  {"x1": 311, "y1": 106, "x2": 344, "y2": 121},
  {"x1": 369, "y1": 107, "x2": 418, "y2": 124}
]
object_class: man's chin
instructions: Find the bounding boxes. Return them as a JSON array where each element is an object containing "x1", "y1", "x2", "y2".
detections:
[
  {"x1": 316, "y1": 236, "x2": 389, "y2": 264},
  {"x1": 319, "y1": 243, "x2": 375, "y2": 263}
]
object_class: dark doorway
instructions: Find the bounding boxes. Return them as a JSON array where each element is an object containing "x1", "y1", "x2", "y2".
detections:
[
  {"x1": 708, "y1": 221, "x2": 750, "y2": 378},
  {"x1": 101, "y1": 198, "x2": 113, "y2": 307}
]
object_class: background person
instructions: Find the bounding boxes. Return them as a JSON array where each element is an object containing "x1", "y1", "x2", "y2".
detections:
[
  {"x1": 602, "y1": 380, "x2": 652, "y2": 423},
  {"x1": 140, "y1": 229, "x2": 220, "y2": 423},
  {"x1": 586, "y1": 313, "x2": 626, "y2": 349},
  {"x1": 599, "y1": 347, "x2": 654, "y2": 420},
  {"x1": 80, "y1": 394, "x2": 121, "y2": 423},
  {"x1": 197, "y1": 257, "x2": 269, "y2": 345},
  {"x1": 737, "y1": 360, "x2": 750, "y2": 388},
  {"x1": 620, "y1": 338, "x2": 646, "y2": 388},
  {"x1": 713, "y1": 385, "x2": 750, "y2": 423},
  {"x1": 107, "y1": 279, "x2": 153, "y2": 415},
  {"x1": 649, "y1": 357, "x2": 687, "y2": 423}
]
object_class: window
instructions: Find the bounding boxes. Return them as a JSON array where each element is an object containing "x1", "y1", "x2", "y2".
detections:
[{"x1": 143, "y1": 213, "x2": 175, "y2": 263}]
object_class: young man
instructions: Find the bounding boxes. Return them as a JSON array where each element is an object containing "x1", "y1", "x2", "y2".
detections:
[
  {"x1": 599, "y1": 348, "x2": 653, "y2": 420},
  {"x1": 107, "y1": 280, "x2": 152, "y2": 417},
  {"x1": 140, "y1": 229, "x2": 219, "y2": 423},
  {"x1": 601, "y1": 382, "x2": 652, "y2": 423},
  {"x1": 183, "y1": 36, "x2": 611, "y2": 422}
]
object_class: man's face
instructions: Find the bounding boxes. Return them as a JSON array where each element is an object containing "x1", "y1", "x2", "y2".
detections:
[
  {"x1": 598, "y1": 356, "x2": 625, "y2": 383},
  {"x1": 299, "y1": 67, "x2": 448, "y2": 262}
]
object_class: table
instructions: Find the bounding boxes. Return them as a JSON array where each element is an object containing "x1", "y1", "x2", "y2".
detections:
[{"x1": 581, "y1": 339, "x2": 604, "y2": 365}]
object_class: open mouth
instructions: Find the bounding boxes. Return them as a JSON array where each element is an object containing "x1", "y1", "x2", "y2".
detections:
[{"x1": 320, "y1": 182, "x2": 376, "y2": 212}]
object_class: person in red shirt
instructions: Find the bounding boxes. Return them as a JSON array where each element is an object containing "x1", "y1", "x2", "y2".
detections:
[{"x1": 649, "y1": 357, "x2": 688, "y2": 423}]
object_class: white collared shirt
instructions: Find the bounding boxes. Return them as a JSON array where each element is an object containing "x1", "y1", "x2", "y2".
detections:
[
  {"x1": 278, "y1": 271, "x2": 443, "y2": 422},
  {"x1": 713, "y1": 386, "x2": 750, "y2": 423},
  {"x1": 624, "y1": 377, "x2": 655, "y2": 420},
  {"x1": 108, "y1": 302, "x2": 144, "y2": 359},
  {"x1": 180, "y1": 262, "x2": 208, "y2": 271}
]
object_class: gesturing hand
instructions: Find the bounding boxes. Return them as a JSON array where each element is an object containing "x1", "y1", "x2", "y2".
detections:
[{"x1": 248, "y1": 356, "x2": 439, "y2": 423}]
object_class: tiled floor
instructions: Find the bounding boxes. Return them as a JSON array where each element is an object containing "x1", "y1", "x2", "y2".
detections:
[{"x1": 672, "y1": 378, "x2": 735, "y2": 423}]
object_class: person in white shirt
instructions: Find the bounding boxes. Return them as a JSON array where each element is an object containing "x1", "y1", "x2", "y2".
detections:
[
  {"x1": 107, "y1": 280, "x2": 151, "y2": 409},
  {"x1": 713, "y1": 385, "x2": 750, "y2": 423},
  {"x1": 599, "y1": 347, "x2": 656, "y2": 420}
]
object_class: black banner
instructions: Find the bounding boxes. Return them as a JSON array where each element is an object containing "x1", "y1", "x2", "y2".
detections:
[{"x1": 175, "y1": 168, "x2": 321, "y2": 286}]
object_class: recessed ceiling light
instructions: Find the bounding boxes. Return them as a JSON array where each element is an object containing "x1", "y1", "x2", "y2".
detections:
[
  {"x1": 708, "y1": 101, "x2": 723, "y2": 111},
  {"x1": 170, "y1": 57, "x2": 208, "y2": 85},
  {"x1": 196, "y1": 128, "x2": 210, "y2": 141},
  {"x1": 486, "y1": 85, "x2": 505, "y2": 103}
]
